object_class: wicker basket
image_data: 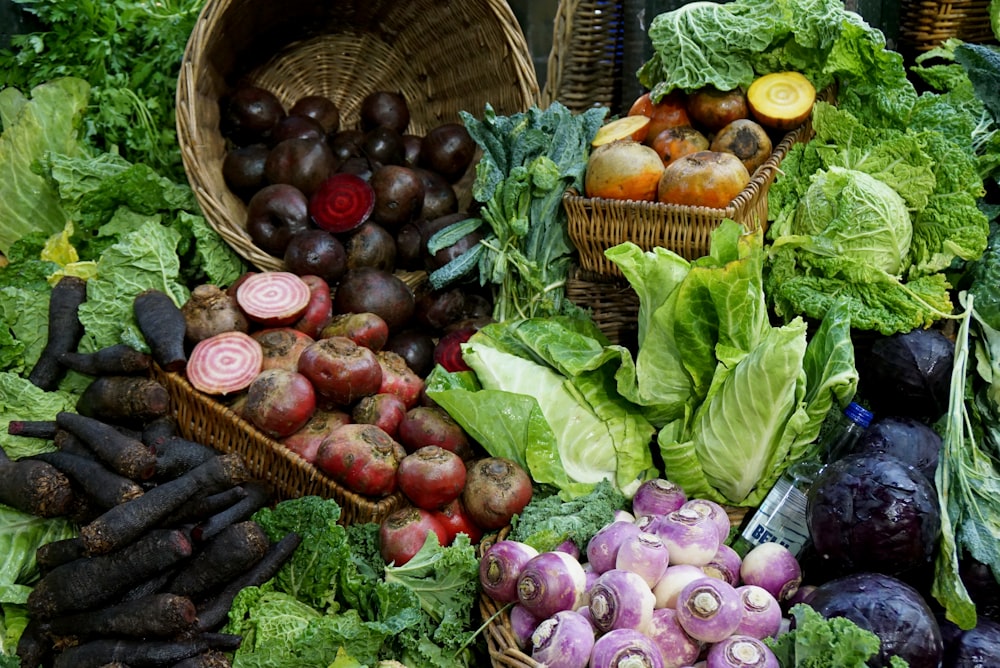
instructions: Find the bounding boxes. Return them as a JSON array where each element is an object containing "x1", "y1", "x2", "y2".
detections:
[
  {"x1": 175, "y1": 0, "x2": 539, "y2": 272},
  {"x1": 541, "y1": 0, "x2": 625, "y2": 112},
  {"x1": 899, "y1": 0, "x2": 996, "y2": 54},
  {"x1": 566, "y1": 122, "x2": 810, "y2": 279},
  {"x1": 150, "y1": 364, "x2": 407, "y2": 525},
  {"x1": 566, "y1": 266, "x2": 639, "y2": 347}
]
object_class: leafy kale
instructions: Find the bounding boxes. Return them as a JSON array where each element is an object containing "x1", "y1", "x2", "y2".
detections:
[
  {"x1": 232, "y1": 497, "x2": 483, "y2": 668},
  {"x1": 509, "y1": 479, "x2": 626, "y2": 553},
  {"x1": 765, "y1": 604, "x2": 909, "y2": 667},
  {"x1": 0, "y1": 0, "x2": 204, "y2": 182}
]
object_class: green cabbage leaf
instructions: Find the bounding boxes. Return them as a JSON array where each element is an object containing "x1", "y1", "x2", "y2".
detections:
[{"x1": 607, "y1": 221, "x2": 858, "y2": 506}]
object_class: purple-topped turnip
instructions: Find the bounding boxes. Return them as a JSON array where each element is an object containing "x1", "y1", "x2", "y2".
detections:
[
  {"x1": 530, "y1": 609, "x2": 596, "y2": 668},
  {"x1": 652, "y1": 564, "x2": 705, "y2": 609},
  {"x1": 702, "y1": 543, "x2": 742, "y2": 587},
  {"x1": 517, "y1": 550, "x2": 588, "y2": 620},
  {"x1": 589, "y1": 569, "x2": 656, "y2": 633},
  {"x1": 616, "y1": 531, "x2": 670, "y2": 588},
  {"x1": 632, "y1": 478, "x2": 687, "y2": 518},
  {"x1": 734, "y1": 585, "x2": 781, "y2": 639},
  {"x1": 739, "y1": 542, "x2": 801, "y2": 602},
  {"x1": 587, "y1": 520, "x2": 643, "y2": 574},
  {"x1": 705, "y1": 634, "x2": 779, "y2": 668},
  {"x1": 646, "y1": 608, "x2": 702, "y2": 668},
  {"x1": 480, "y1": 540, "x2": 538, "y2": 603},
  {"x1": 676, "y1": 577, "x2": 743, "y2": 643},
  {"x1": 651, "y1": 507, "x2": 720, "y2": 566},
  {"x1": 590, "y1": 628, "x2": 665, "y2": 668}
]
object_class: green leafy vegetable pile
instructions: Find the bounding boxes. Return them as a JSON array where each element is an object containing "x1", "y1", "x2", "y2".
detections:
[
  {"x1": 224, "y1": 496, "x2": 483, "y2": 668},
  {"x1": 766, "y1": 604, "x2": 909, "y2": 667},
  {"x1": 607, "y1": 221, "x2": 859, "y2": 506},
  {"x1": 508, "y1": 479, "x2": 626, "y2": 553},
  {"x1": 0, "y1": 0, "x2": 205, "y2": 182},
  {"x1": 432, "y1": 102, "x2": 605, "y2": 322}
]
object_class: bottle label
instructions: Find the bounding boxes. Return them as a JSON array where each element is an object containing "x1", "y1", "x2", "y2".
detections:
[{"x1": 739, "y1": 476, "x2": 810, "y2": 556}]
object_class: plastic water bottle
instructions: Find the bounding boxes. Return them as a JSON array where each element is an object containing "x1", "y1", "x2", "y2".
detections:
[{"x1": 733, "y1": 402, "x2": 874, "y2": 557}]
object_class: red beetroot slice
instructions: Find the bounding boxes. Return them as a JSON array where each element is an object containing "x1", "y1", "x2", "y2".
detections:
[
  {"x1": 309, "y1": 173, "x2": 375, "y2": 233},
  {"x1": 186, "y1": 331, "x2": 264, "y2": 395},
  {"x1": 236, "y1": 271, "x2": 312, "y2": 326}
]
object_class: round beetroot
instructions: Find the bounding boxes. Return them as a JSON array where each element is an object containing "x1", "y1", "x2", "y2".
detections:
[
  {"x1": 397, "y1": 445, "x2": 467, "y2": 511},
  {"x1": 244, "y1": 368, "x2": 317, "y2": 439},
  {"x1": 397, "y1": 406, "x2": 471, "y2": 457},
  {"x1": 297, "y1": 336, "x2": 383, "y2": 406},
  {"x1": 432, "y1": 498, "x2": 483, "y2": 545},
  {"x1": 379, "y1": 506, "x2": 449, "y2": 566},
  {"x1": 280, "y1": 408, "x2": 351, "y2": 464},
  {"x1": 352, "y1": 392, "x2": 408, "y2": 439},
  {"x1": 320, "y1": 312, "x2": 389, "y2": 352},
  {"x1": 376, "y1": 350, "x2": 425, "y2": 409},
  {"x1": 462, "y1": 457, "x2": 533, "y2": 530},
  {"x1": 252, "y1": 327, "x2": 316, "y2": 373},
  {"x1": 316, "y1": 423, "x2": 406, "y2": 497},
  {"x1": 332, "y1": 267, "x2": 415, "y2": 331}
]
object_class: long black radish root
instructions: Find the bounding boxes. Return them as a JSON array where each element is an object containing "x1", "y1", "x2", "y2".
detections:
[
  {"x1": 28, "y1": 274, "x2": 88, "y2": 391},
  {"x1": 164, "y1": 521, "x2": 270, "y2": 600},
  {"x1": 0, "y1": 444, "x2": 74, "y2": 517},
  {"x1": 76, "y1": 375, "x2": 171, "y2": 425},
  {"x1": 55, "y1": 411, "x2": 157, "y2": 481},
  {"x1": 153, "y1": 436, "x2": 218, "y2": 480},
  {"x1": 162, "y1": 486, "x2": 248, "y2": 527},
  {"x1": 192, "y1": 481, "x2": 271, "y2": 541},
  {"x1": 35, "y1": 537, "x2": 85, "y2": 575},
  {"x1": 134, "y1": 288, "x2": 188, "y2": 372},
  {"x1": 16, "y1": 617, "x2": 51, "y2": 668},
  {"x1": 52, "y1": 633, "x2": 242, "y2": 668},
  {"x1": 196, "y1": 531, "x2": 301, "y2": 632},
  {"x1": 171, "y1": 650, "x2": 233, "y2": 668},
  {"x1": 42, "y1": 593, "x2": 197, "y2": 641},
  {"x1": 57, "y1": 343, "x2": 153, "y2": 376},
  {"x1": 6, "y1": 419, "x2": 58, "y2": 440},
  {"x1": 27, "y1": 529, "x2": 193, "y2": 619},
  {"x1": 54, "y1": 427, "x2": 99, "y2": 459},
  {"x1": 29, "y1": 451, "x2": 145, "y2": 509},
  {"x1": 80, "y1": 453, "x2": 249, "y2": 556},
  {"x1": 141, "y1": 415, "x2": 178, "y2": 448}
]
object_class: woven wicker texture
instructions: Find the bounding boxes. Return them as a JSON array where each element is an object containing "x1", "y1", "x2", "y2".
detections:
[
  {"x1": 899, "y1": 0, "x2": 996, "y2": 52},
  {"x1": 151, "y1": 364, "x2": 407, "y2": 525},
  {"x1": 176, "y1": 0, "x2": 539, "y2": 272},
  {"x1": 541, "y1": 0, "x2": 625, "y2": 111},
  {"x1": 566, "y1": 267, "x2": 638, "y2": 347},
  {"x1": 566, "y1": 122, "x2": 810, "y2": 279}
]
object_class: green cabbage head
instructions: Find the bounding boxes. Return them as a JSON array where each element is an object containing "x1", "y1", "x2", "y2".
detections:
[{"x1": 781, "y1": 166, "x2": 913, "y2": 275}]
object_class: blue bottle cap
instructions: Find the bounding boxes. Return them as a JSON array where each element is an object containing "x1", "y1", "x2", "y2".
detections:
[{"x1": 844, "y1": 401, "x2": 873, "y2": 428}]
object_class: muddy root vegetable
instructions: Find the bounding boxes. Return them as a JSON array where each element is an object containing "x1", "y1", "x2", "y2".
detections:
[
  {"x1": 153, "y1": 436, "x2": 219, "y2": 480},
  {"x1": 163, "y1": 486, "x2": 248, "y2": 527},
  {"x1": 657, "y1": 150, "x2": 751, "y2": 208},
  {"x1": 182, "y1": 284, "x2": 250, "y2": 345},
  {"x1": 376, "y1": 350, "x2": 424, "y2": 408},
  {"x1": 235, "y1": 271, "x2": 312, "y2": 327},
  {"x1": 244, "y1": 368, "x2": 317, "y2": 438},
  {"x1": 35, "y1": 537, "x2": 84, "y2": 576},
  {"x1": 319, "y1": 312, "x2": 389, "y2": 351},
  {"x1": 710, "y1": 119, "x2": 773, "y2": 174},
  {"x1": 75, "y1": 375, "x2": 170, "y2": 424},
  {"x1": 42, "y1": 593, "x2": 198, "y2": 640},
  {"x1": 397, "y1": 445, "x2": 467, "y2": 510},
  {"x1": 28, "y1": 275, "x2": 88, "y2": 391},
  {"x1": 186, "y1": 331, "x2": 264, "y2": 396},
  {"x1": 30, "y1": 450, "x2": 144, "y2": 509},
  {"x1": 251, "y1": 327, "x2": 314, "y2": 373},
  {"x1": 165, "y1": 521, "x2": 271, "y2": 599},
  {"x1": 195, "y1": 532, "x2": 301, "y2": 632},
  {"x1": 134, "y1": 288, "x2": 189, "y2": 372},
  {"x1": 79, "y1": 454, "x2": 250, "y2": 556},
  {"x1": 192, "y1": 482, "x2": 271, "y2": 542},
  {"x1": 51, "y1": 633, "x2": 242, "y2": 668},
  {"x1": 27, "y1": 528, "x2": 194, "y2": 619},
  {"x1": 332, "y1": 267, "x2": 416, "y2": 331},
  {"x1": 585, "y1": 139, "x2": 665, "y2": 201},
  {"x1": 649, "y1": 125, "x2": 710, "y2": 166},
  {"x1": 351, "y1": 392, "x2": 407, "y2": 439},
  {"x1": 292, "y1": 275, "x2": 334, "y2": 338},
  {"x1": 57, "y1": 344, "x2": 152, "y2": 377},
  {"x1": 297, "y1": 335, "x2": 383, "y2": 406},
  {"x1": 0, "y1": 444, "x2": 74, "y2": 517},
  {"x1": 686, "y1": 85, "x2": 749, "y2": 132},
  {"x1": 6, "y1": 419, "x2": 57, "y2": 440},
  {"x1": 462, "y1": 457, "x2": 533, "y2": 530},
  {"x1": 280, "y1": 409, "x2": 351, "y2": 464},
  {"x1": 397, "y1": 405, "x2": 471, "y2": 456},
  {"x1": 315, "y1": 423, "x2": 406, "y2": 497},
  {"x1": 379, "y1": 506, "x2": 449, "y2": 565},
  {"x1": 55, "y1": 411, "x2": 157, "y2": 481}
]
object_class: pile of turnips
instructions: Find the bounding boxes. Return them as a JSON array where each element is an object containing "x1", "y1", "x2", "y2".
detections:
[{"x1": 480, "y1": 478, "x2": 804, "y2": 668}]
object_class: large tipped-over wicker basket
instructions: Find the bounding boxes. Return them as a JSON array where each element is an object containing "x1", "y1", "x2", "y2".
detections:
[
  {"x1": 899, "y1": 0, "x2": 996, "y2": 54},
  {"x1": 176, "y1": 0, "x2": 539, "y2": 271}
]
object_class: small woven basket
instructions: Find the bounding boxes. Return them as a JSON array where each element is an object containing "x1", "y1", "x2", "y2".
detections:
[
  {"x1": 151, "y1": 364, "x2": 407, "y2": 525},
  {"x1": 566, "y1": 122, "x2": 810, "y2": 279},
  {"x1": 899, "y1": 0, "x2": 996, "y2": 53},
  {"x1": 566, "y1": 266, "x2": 639, "y2": 347},
  {"x1": 541, "y1": 0, "x2": 625, "y2": 112},
  {"x1": 176, "y1": 0, "x2": 539, "y2": 272}
]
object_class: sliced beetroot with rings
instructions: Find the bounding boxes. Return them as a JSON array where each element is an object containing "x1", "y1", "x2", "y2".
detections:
[{"x1": 309, "y1": 173, "x2": 376, "y2": 233}]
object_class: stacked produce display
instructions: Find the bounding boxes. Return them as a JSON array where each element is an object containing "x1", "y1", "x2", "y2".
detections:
[{"x1": 1, "y1": 0, "x2": 1000, "y2": 666}]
